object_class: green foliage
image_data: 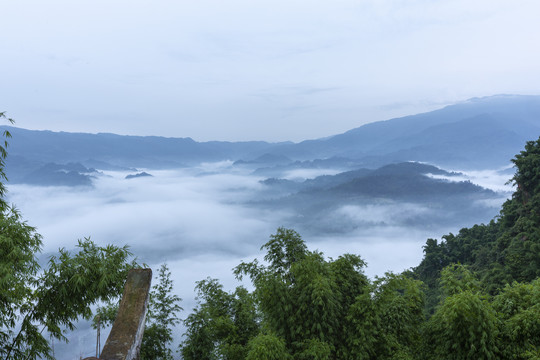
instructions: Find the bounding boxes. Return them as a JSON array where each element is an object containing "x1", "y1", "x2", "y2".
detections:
[
  {"x1": 140, "y1": 263, "x2": 183, "y2": 360},
  {"x1": 181, "y1": 149, "x2": 540, "y2": 360},
  {"x1": 93, "y1": 263, "x2": 183, "y2": 360},
  {"x1": 413, "y1": 138, "x2": 540, "y2": 359},
  {"x1": 439, "y1": 264, "x2": 480, "y2": 296},
  {"x1": 148, "y1": 264, "x2": 182, "y2": 328},
  {"x1": 19, "y1": 115, "x2": 540, "y2": 359},
  {"x1": 294, "y1": 338, "x2": 331, "y2": 360},
  {"x1": 234, "y1": 228, "x2": 370, "y2": 357},
  {"x1": 179, "y1": 304, "x2": 214, "y2": 360},
  {"x1": 140, "y1": 324, "x2": 174, "y2": 359},
  {"x1": 493, "y1": 279, "x2": 540, "y2": 359},
  {"x1": 262, "y1": 227, "x2": 308, "y2": 276},
  {"x1": 180, "y1": 138, "x2": 540, "y2": 360},
  {"x1": 0, "y1": 112, "x2": 13, "y2": 209},
  {"x1": 179, "y1": 278, "x2": 259, "y2": 360},
  {"x1": 234, "y1": 228, "x2": 424, "y2": 359},
  {"x1": 0, "y1": 207, "x2": 43, "y2": 358},
  {"x1": 179, "y1": 228, "x2": 429, "y2": 359},
  {"x1": 0, "y1": 235, "x2": 134, "y2": 360},
  {"x1": 370, "y1": 273, "x2": 424, "y2": 360},
  {"x1": 346, "y1": 292, "x2": 378, "y2": 360},
  {"x1": 245, "y1": 334, "x2": 291, "y2": 360},
  {"x1": 416, "y1": 137, "x2": 540, "y2": 311},
  {"x1": 424, "y1": 264, "x2": 499, "y2": 360},
  {"x1": 510, "y1": 137, "x2": 540, "y2": 204},
  {"x1": 425, "y1": 290, "x2": 499, "y2": 360},
  {"x1": 91, "y1": 300, "x2": 119, "y2": 330},
  {"x1": 0, "y1": 115, "x2": 135, "y2": 359}
]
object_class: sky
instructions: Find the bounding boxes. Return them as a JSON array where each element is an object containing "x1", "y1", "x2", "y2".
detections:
[{"x1": 1, "y1": 0, "x2": 540, "y2": 141}]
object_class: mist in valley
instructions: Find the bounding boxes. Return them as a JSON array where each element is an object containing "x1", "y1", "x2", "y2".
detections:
[
  {"x1": 5, "y1": 161, "x2": 512, "y2": 358},
  {"x1": 2, "y1": 1, "x2": 539, "y2": 357}
]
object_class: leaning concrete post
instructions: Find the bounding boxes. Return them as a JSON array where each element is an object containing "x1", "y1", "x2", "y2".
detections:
[{"x1": 97, "y1": 268, "x2": 152, "y2": 360}]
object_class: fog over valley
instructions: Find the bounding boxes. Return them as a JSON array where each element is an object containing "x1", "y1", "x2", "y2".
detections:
[
  {"x1": 5, "y1": 159, "x2": 512, "y2": 356},
  {"x1": 1, "y1": 94, "x2": 536, "y2": 358},
  {"x1": 7, "y1": 163, "x2": 510, "y2": 274},
  {"x1": 3, "y1": 1, "x2": 540, "y2": 357}
]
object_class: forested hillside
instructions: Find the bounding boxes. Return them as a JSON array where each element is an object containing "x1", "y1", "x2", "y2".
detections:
[
  {"x1": 178, "y1": 138, "x2": 540, "y2": 360},
  {"x1": 414, "y1": 137, "x2": 540, "y2": 311}
]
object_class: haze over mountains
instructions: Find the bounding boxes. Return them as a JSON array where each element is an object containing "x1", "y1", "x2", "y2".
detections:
[
  {"x1": 2, "y1": 95, "x2": 539, "y2": 188},
  {"x1": 255, "y1": 161, "x2": 500, "y2": 235},
  {"x1": 3, "y1": 94, "x2": 529, "y2": 242},
  {"x1": 4, "y1": 94, "x2": 535, "y2": 358}
]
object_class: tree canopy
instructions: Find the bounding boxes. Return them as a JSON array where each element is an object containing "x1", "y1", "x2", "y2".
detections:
[
  {"x1": 0, "y1": 114, "x2": 136, "y2": 359},
  {"x1": 179, "y1": 228, "x2": 426, "y2": 359}
]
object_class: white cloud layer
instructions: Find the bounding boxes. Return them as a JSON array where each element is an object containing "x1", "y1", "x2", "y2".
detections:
[
  {"x1": 5, "y1": 163, "x2": 510, "y2": 358},
  {"x1": 426, "y1": 167, "x2": 515, "y2": 193}
]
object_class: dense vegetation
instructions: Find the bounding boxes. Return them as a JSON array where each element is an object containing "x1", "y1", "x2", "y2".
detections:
[
  {"x1": 415, "y1": 138, "x2": 540, "y2": 306},
  {"x1": 153, "y1": 230, "x2": 444, "y2": 359},
  {"x1": 178, "y1": 138, "x2": 540, "y2": 359},
  {"x1": 178, "y1": 229, "x2": 539, "y2": 359}
]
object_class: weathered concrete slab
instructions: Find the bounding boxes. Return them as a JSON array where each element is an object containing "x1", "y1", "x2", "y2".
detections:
[{"x1": 96, "y1": 268, "x2": 152, "y2": 360}]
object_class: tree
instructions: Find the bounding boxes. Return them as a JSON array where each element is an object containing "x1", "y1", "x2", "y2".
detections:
[
  {"x1": 94, "y1": 263, "x2": 183, "y2": 360},
  {"x1": 234, "y1": 229, "x2": 339, "y2": 354},
  {"x1": 0, "y1": 114, "x2": 135, "y2": 359},
  {"x1": 180, "y1": 227, "x2": 428, "y2": 360},
  {"x1": 415, "y1": 137, "x2": 540, "y2": 310},
  {"x1": 179, "y1": 278, "x2": 259, "y2": 360},
  {"x1": 180, "y1": 137, "x2": 540, "y2": 359},
  {"x1": 492, "y1": 279, "x2": 540, "y2": 359},
  {"x1": 424, "y1": 265, "x2": 499, "y2": 360},
  {"x1": 235, "y1": 228, "x2": 426, "y2": 359},
  {"x1": 0, "y1": 228, "x2": 134, "y2": 360},
  {"x1": 370, "y1": 273, "x2": 424, "y2": 360},
  {"x1": 245, "y1": 334, "x2": 291, "y2": 360},
  {"x1": 140, "y1": 263, "x2": 183, "y2": 360}
]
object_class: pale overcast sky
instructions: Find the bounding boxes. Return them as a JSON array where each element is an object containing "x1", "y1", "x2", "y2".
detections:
[{"x1": 1, "y1": 0, "x2": 539, "y2": 141}]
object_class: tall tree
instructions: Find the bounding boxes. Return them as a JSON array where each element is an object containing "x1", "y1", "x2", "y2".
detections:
[
  {"x1": 234, "y1": 227, "x2": 424, "y2": 359},
  {"x1": 140, "y1": 263, "x2": 183, "y2": 360},
  {"x1": 0, "y1": 114, "x2": 135, "y2": 359},
  {"x1": 180, "y1": 278, "x2": 259, "y2": 360},
  {"x1": 492, "y1": 279, "x2": 540, "y2": 359},
  {"x1": 424, "y1": 265, "x2": 499, "y2": 360}
]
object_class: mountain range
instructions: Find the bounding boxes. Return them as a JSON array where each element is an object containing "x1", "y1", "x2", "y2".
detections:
[
  {"x1": 254, "y1": 161, "x2": 500, "y2": 234},
  {"x1": 2, "y1": 94, "x2": 539, "y2": 187}
]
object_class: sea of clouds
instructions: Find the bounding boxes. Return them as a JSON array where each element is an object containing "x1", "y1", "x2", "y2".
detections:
[{"x1": 5, "y1": 163, "x2": 513, "y2": 358}]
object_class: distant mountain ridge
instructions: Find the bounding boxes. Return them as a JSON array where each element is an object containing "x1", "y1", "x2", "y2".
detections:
[
  {"x1": 1, "y1": 128, "x2": 279, "y2": 168},
  {"x1": 260, "y1": 162, "x2": 486, "y2": 199},
  {"x1": 254, "y1": 162, "x2": 499, "y2": 234},
  {"x1": 261, "y1": 94, "x2": 540, "y2": 168},
  {"x1": 2, "y1": 94, "x2": 540, "y2": 185}
]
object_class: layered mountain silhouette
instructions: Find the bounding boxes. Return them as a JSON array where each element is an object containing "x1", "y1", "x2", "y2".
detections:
[
  {"x1": 254, "y1": 161, "x2": 500, "y2": 234},
  {"x1": 255, "y1": 94, "x2": 540, "y2": 169},
  {"x1": 2, "y1": 94, "x2": 539, "y2": 186}
]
